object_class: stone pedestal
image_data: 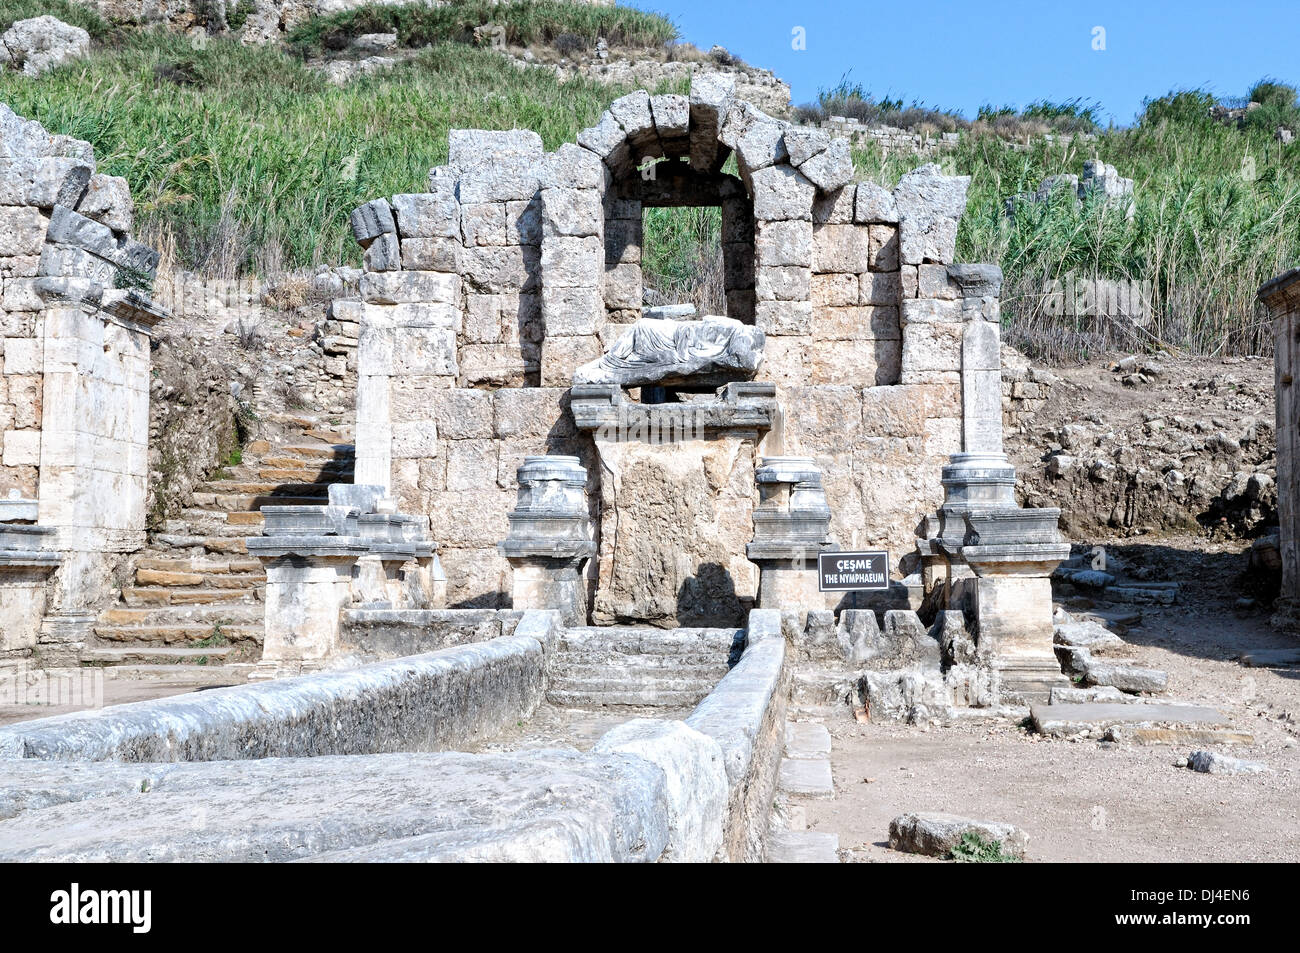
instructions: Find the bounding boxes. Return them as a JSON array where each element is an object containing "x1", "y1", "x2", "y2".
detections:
[
  {"x1": 747, "y1": 456, "x2": 833, "y2": 611},
  {"x1": 924, "y1": 451, "x2": 1019, "y2": 609},
  {"x1": 572, "y1": 383, "x2": 776, "y2": 627},
  {"x1": 249, "y1": 489, "x2": 441, "y2": 678},
  {"x1": 0, "y1": 522, "x2": 61, "y2": 661},
  {"x1": 499, "y1": 455, "x2": 595, "y2": 624},
  {"x1": 926, "y1": 450, "x2": 1073, "y2": 703},
  {"x1": 249, "y1": 537, "x2": 370, "y2": 679},
  {"x1": 964, "y1": 543, "x2": 1071, "y2": 704}
]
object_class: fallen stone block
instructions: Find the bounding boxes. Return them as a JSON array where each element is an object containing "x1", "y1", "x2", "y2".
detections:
[
  {"x1": 1105, "y1": 585, "x2": 1177, "y2": 605},
  {"x1": 888, "y1": 812, "x2": 1028, "y2": 859},
  {"x1": 1054, "y1": 620, "x2": 1125, "y2": 653},
  {"x1": 1083, "y1": 662, "x2": 1167, "y2": 693},
  {"x1": 861, "y1": 668, "x2": 950, "y2": 723},
  {"x1": 1187, "y1": 750, "x2": 1269, "y2": 775}
]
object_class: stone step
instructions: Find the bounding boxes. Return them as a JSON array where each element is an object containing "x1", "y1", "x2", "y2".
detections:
[
  {"x1": 785, "y1": 721, "x2": 833, "y2": 759},
  {"x1": 134, "y1": 555, "x2": 263, "y2": 574},
  {"x1": 193, "y1": 481, "x2": 337, "y2": 497},
  {"x1": 559, "y1": 626, "x2": 744, "y2": 657},
  {"x1": 92, "y1": 623, "x2": 263, "y2": 646},
  {"x1": 550, "y1": 658, "x2": 730, "y2": 678},
  {"x1": 545, "y1": 687, "x2": 708, "y2": 708},
  {"x1": 206, "y1": 493, "x2": 329, "y2": 512},
  {"x1": 98, "y1": 604, "x2": 264, "y2": 627},
  {"x1": 256, "y1": 465, "x2": 354, "y2": 482},
  {"x1": 265, "y1": 443, "x2": 355, "y2": 463},
  {"x1": 99, "y1": 664, "x2": 252, "y2": 685},
  {"x1": 778, "y1": 757, "x2": 834, "y2": 798},
  {"x1": 147, "y1": 534, "x2": 250, "y2": 555},
  {"x1": 81, "y1": 645, "x2": 236, "y2": 666},
  {"x1": 175, "y1": 510, "x2": 269, "y2": 535},
  {"x1": 301, "y1": 428, "x2": 353, "y2": 444},
  {"x1": 122, "y1": 587, "x2": 262, "y2": 607}
]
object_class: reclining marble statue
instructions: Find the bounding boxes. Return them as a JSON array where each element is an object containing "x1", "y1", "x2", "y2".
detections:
[{"x1": 573, "y1": 314, "x2": 765, "y2": 387}]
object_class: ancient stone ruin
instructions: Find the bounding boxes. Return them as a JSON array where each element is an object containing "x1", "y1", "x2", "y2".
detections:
[{"x1": 0, "y1": 80, "x2": 1127, "y2": 861}]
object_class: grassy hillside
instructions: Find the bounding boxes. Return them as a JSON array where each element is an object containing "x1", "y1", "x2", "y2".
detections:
[
  {"x1": 849, "y1": 83, "x2": 1300, "y2": 359},
  {"x1": 2, "y1": 2, "x2": 1297, "y2": 360},
  {"x1": 0, "y1": 6, "x2": 683, "y2": 275}
]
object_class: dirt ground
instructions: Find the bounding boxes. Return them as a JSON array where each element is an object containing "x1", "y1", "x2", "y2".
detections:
[{"x1": 801, "y1": 535, "x2": 1300, "y2": 863}]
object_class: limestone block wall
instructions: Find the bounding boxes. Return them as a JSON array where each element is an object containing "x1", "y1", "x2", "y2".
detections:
[
  {"x1": 0, "y1": 104, "x2": 162, "y2": 645},
  {"x1": 351, "y1": 79, "x2": 997, "y2": 614}
]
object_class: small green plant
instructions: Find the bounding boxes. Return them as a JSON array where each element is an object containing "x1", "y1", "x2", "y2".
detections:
[
  {"x1": 948, "y1": 832, "x2": 1022, "y2": 863},
  {"x1": 194, "y1": 625, "x2": 230, "y2": 650},
  {"x1": 225, "y1": 0, "x2": 250, "y2": 32},
  {"x1": 113, "y1": 264, "x2": 154, "y2": 293}
]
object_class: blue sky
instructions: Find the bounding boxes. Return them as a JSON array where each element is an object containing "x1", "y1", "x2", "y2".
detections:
[{"x1": 632, "y1": 1, "x2": 1300, "y2": 126}]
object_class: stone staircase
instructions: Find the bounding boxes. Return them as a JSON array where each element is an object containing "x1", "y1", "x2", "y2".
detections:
[
  {"x1": 85, "y1": 413, "x2": 355, "y2": 673},
  {"x1": 546, "y1": 626, "x2": 743, "y2": 707}
]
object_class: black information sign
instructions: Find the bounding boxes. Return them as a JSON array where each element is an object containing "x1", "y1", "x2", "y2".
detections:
[{"x1": 817, "y1": 550, "x2": 889, "y2": 592}]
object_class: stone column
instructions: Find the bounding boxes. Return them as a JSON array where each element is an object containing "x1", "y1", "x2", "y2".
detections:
[
  {"x1": 498, "y1": 455, "x2": 595, "y2": 624},
  {"x1": 0, "y1": 519, "x2": 60, "y2": 665},
  {"x1": 1260, "y1": 269, "x2": 1300, "y2": 630},
  {"x1": 247, "y1": 504, "x2": 369, "y2": 679},
  {"x1": 962, "y1": 536, "x2": 1071, "y2": 705},
  {"x1": 747, "y1": 456, "x2": 833, "y2": 609}
]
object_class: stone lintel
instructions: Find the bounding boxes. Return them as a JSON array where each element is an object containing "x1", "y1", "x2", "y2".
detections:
[
  {"x1": 1259, "y1": 267, "x2": 1300, "y2": 315},
  {"x1": 0, "y1": 552, "x2": 62, "y2": 569},
  {"x1": 261, "y1": 505, "x2": 361, "y2": 537},
  {"x1": 247, "y1": 535, "x2": 371, "y2": 561},
  {"x1": 101, "y1": 289, "x2": 169, "y2": 331}
]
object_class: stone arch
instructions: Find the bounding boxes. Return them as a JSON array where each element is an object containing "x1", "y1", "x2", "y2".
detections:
[{"x1": 536, "y1": 76, "x2": 855, "y2": 388}]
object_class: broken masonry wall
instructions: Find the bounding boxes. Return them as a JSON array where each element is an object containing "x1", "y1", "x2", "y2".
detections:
[
  {"x1": 0, "y1": 103, "x2": 163, "y2": 658},
  {"x1": 350, "y1": 80, "x2": 996, "y2": 616}
]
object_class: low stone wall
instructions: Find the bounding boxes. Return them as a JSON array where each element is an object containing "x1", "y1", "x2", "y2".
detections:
[
  {"x1": 0, "y1": 611, "x2": 786, "y2": 860},
  {"x1": 685, "y1": 608, "x2": 788, "y2": 861},
  {"x1": 0, "y1": 633, "x2": 545, "y2": 762},
  {"x1": 339, "y1": 607, "x2": 525, "y2": 659}
]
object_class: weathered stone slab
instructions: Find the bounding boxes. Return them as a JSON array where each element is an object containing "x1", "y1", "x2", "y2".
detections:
[
  {"x1": 1082, "y1": 662, "x2": 1167, "y2": 693},
  {"x1": 767, "y1": 830, "x2": 839, "y2": 863},
  {"x1": 778, "y1": 757, "x2": 833, "y2": 798},
  {"x1": 0, "y1": 748, "x2": 671, "y2": 862},
  {"x1": 1030, "y1": 702, "x2": 1236, "y2": 740},
  {"x1": 593, "y1": 719, "x2": 727, "y2": 863},
  {"x1": 784, "y1": 721, "x2": 831, "y2": 759}
]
